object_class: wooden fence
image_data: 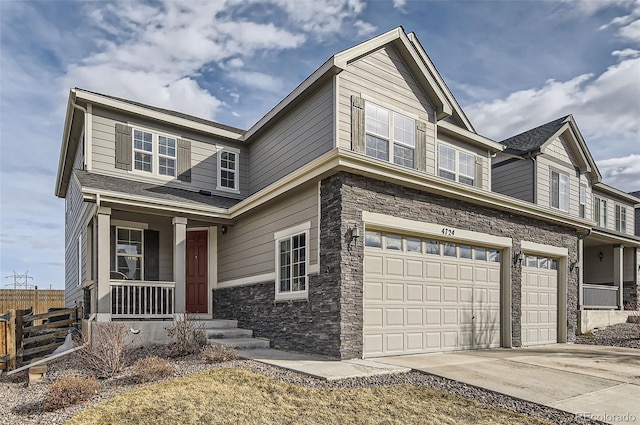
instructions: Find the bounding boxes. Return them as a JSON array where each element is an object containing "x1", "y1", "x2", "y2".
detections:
[{"x1": 0, "y1": 288, "x2": 65, "y2": 324}]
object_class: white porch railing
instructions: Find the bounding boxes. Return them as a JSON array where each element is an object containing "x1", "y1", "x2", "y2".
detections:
[
  {"x1": 583, "y1": 284, "x2": 619, "y2": 309},
  {"x1": 110, "y1": 280, "x2": 175, "y2": 319}
]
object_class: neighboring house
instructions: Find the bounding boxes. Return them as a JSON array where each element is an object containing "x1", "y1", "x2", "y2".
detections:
[
  {"x1": 493, "y1": 115, "x2": 640, "y2": 311},
  {"x1": 55, "y1": 27, "x2": 634, "y2": 359}
]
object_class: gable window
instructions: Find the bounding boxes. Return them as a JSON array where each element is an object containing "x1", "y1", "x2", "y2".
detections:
[
  {"x1": 594, "y1": 196, "x2": 607, "y2": 227},
  {"x1": 550, "y1": 171, "x2": 569, "y2": 211},
  {"x1": 365, "y1": 102, "x2": 415, "y2": 168},
  {"x1": 116, "y1": 227, "x2": 143, "y2": 280},
  {"x1": 275, "y1": 223, "x2": 309, "y2": 300},
  {"x1": 217, "y1": 149, "x2": 239, "y2": 192},
  {"x1": 438, "y1": 144, "x2": 475, "y2": 186},
  {"x1": 615, "y1": 204, "x2": 627, "y2": 233},
  {"x1": 132, "y1": 128, "x2": 177, "y2": 177},
  {"x1": 579, "y1": 186, "x2": 586, "y2": 218}
]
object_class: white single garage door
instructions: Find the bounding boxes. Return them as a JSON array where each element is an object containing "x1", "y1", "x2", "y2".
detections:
[
  {"x1": 521, "y1": 254, "x2": 558, "y2": 346},
  {"x1": 363, "y1": 230, "x2": 502, "y2": 358}
]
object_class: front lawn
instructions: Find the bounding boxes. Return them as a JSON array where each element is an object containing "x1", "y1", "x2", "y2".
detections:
[{"x1": 66, "y1": 368, "x2": 547, "y2": 425}]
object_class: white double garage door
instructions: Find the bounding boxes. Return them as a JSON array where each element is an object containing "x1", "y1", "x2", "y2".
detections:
[{"x1": 363, "y1": 220, "x2": 560, "y2": 358}]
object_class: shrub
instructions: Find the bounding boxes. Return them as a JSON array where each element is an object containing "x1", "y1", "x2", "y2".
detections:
[
  {"x1": 130, "y1": 356, "x2": 175, "y2": 383},
  {"x1": 42, "y1": 376, "x2": 100, "y2": 411},
  {"x1": 628, "y1": 316, "x2": 640, "y2": 324},
  {"x1": 166, "y1": 313, "x2": 206, "y2": 356},
  {"x1": 77, "y1": 322, "x2": 129, "y2": 378},
  {"x1": 202, "y1": 344, "x2": 239, "y2": 363}
]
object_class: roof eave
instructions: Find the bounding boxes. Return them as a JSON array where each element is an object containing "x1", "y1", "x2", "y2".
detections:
[
  {"x1": 593, "y1": 182, "x2": 640, "y2": 205},
  {"x1": 54, "y1": 91, "x2": 77, "y2": 198},
  {"x1": 438, "y1": 121, "x2": 504, "y2": 152}
]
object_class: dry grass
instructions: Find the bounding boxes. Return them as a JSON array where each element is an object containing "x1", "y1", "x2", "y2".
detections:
[
  {"x1": 66, "y1": 368, "x2": 548, "y2": 425},
  {"x1": 202, "y1": 344, "x2": 240, "y2": 363},
  {"x1": 42, "y1": 376, "x2": 101, "y2": 411}
]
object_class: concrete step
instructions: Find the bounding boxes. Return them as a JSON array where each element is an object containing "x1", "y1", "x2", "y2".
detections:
[
  {"x1": 194, "y1": 319, "x2": 238, "y2": 329},
  {"x1": 208, "y1": 337, "x2": 270, "y2": 349},
  {"x1": 205, "y1": 328, "x2": 253, "y2": 339}
]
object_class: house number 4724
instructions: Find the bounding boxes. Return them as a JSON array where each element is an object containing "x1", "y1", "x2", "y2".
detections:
[{"x1": 441, "y1": 228, "x2": 455, "y2": 236}]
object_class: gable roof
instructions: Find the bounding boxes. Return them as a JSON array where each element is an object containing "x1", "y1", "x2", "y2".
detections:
[
  {"x1": 500, "y1": 116, "x2": 569, "y2": 154},
  {"x1": 630, "y1": 191, "x2": 640, "y2": 200}
]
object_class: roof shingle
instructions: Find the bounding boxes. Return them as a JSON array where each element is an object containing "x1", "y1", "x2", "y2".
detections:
[{"x1": 500, "y1": 116, "x2": 569, "y2": 153}]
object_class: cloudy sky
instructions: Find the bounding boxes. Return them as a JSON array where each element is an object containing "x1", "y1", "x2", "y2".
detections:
[{"x1": 1, "y1": 0, "x2": 639, "y2": 289}]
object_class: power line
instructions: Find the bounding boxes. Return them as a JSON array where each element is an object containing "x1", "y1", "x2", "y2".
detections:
[{"x1": 4, "y1": 270, "x2": 34, "y2": 289}]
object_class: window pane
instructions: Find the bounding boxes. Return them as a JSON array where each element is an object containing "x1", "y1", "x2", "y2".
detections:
[
  {"x1": 221, "y1": 170, "x2": 235, "y2": 188},
  {"x1": 459, "y1": 152, "x2": 475, "y2": 181},
  {"x1": 539, "y1": 257, "x2": 548, "y2": 269},
  {"x1": 159, "y1": 157, "x2": 175, "y2": 176},
  {"x1": 551, "y1": 171, "x2": 560, "y2": 208},
  {"x1": 474, "y1": 247, "x2": 487, "y2": 261},
  {"x1": 365, "y1": 231, "x2": 382, "y2": 248},
  {"x1": 443, "y1": 243, "x2": 456, "y2": 257},
  {"x1": 134, "y1": 152, "x2": 152, "y2": 172},
  {"x1": 393, "y1": 113, "x2": 415, "y2": 147},
  {"x1": 459, "y1": 176, "x2": 474, "y2": 186},
  {"x1": 488, "y1": 249, "x2": 500, "y2": 262},
  {"x1": 459, "y1": 245, "x2": 472, "y2": 259},
  {"x1": 393, "y1": 144, "x2": 414, "y2": 168},
  {"x1": 439, "y1": 169, "x2": 455, "y2": 181},
  {"x1": 386, "y1": 234, "x2": 402, "y2": 250},
  {"x1": 159, "y1": 136, "x2": 176, "y2": 157},
  {"x1": 527, "y1": 255, "x2": 538, "y2": 268},
  {"x1": 426, "y1": 240, "x2": 440, "y2": 255},
  {"x1": 439, "y1": 145, "x2": 455, "y2": 173},
  {"x1": 117, "y1": 256, "x2": 140, "y2": 280},
  {"x1": 406, "y1": 238, "x2": 421, "y2": 253},
  {"x1": 365, "y1": 134, "x2": 389, "y2": 161},
  {"x1": 365, "y1": 103, "x2": 389, "y2": 137},
  {"x1": 559, "y1": 174, "x2": 569, "y2": 211},
  {"x1": 550, "y1": 259, "x2": 558, "y2": 270}
]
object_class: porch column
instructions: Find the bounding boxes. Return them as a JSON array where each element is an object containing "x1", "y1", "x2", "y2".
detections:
[
  {"x1": 577, "y1": 238, "x2": 583, "y2": 310},
  {"x1": 96, "y1": 207, "x2": 111, "y2": 321},
  {"x1": 613, "y1": 244, "x2": 624, "y2": 310},
  {"x1": 173, "y1": 217, "x2": 187, "y2": 314}
]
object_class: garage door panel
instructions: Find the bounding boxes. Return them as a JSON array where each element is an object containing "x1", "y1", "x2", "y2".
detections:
[
  {"x1": 522, "y1": 260, "x2": 558, "y2": 347},
  {"x1": 363, "y1": 233, "x2": 503, "y2": 357}
]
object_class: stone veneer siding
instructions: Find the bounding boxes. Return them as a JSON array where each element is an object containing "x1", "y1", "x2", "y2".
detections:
[{"x1": 215, "y1": 172, "x2": 579, "y2": 359}]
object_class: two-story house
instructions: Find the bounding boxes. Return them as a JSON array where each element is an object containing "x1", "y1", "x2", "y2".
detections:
[
  {"x1": 56, "y1": 27, "x2": 627, "y2": 359},
  {"x1": 492, "y1": 115, "x2": 640, "y2": 321}
]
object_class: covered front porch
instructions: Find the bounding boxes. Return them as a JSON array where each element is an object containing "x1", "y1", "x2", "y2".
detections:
[
  {"x1": 579, "y1": 230, "x2": 640, "y2": 311},
  {"x1": 84, "y1": 207, "x2": 222, "y2": 322}
]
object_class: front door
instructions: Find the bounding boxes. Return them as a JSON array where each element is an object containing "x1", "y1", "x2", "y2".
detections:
[{"x1": 186, "y1": 230, "x2": 208, "y2": 313}]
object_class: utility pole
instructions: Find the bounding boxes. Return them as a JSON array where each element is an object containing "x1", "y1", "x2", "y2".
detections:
[{"x1": 4, "y1": 271, "x2": 34, "y2": 289}]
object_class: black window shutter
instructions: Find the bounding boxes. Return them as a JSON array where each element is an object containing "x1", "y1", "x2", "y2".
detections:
[
  {"x1": 177, "y1": 139, "x2": 191, "y2": 182},
  {"x1": 415, "y1": 120, "x2": 427, "y2": 172},
  {"x1": 114, "y1": 124, "x2": 132, "y2": 170},
  {"x1": 351, "y1": 95, "x2": 365, "y2": 153},
  {"x1": 144, "y1": 229, "x2": 160, "y2": 281}
]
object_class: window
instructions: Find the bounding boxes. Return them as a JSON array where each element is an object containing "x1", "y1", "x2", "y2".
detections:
[
  {"x1": 474, "y1": 247, "x2": 487, "y2": 261},
  {"x1": 443, "y1": 243, "x2": 457, "y2": 257},
  {"x1": 365, "y1": 102, "x2": 415, "y2": 168},
  {"x1": 132, "y1": 128, "x2": 177, "y2": 177},
  {"x1": 459, "y1": 245, "x2": 472, "y2": 259},
  {"x1": 276, "y1": 229, "x2": 307, "y2": 300},
  {"x1": 616, "y1": 204, "x2": 627, "y2": 233},
  {"x1": 488, "y1": 249, "x2": 500, "y2": 262},
  {"x1": 406, "y1": 238, "x2": 421, "y2": 253},
  {"x1": 551, "y1": 171, "x2": 569, "y2": 211},
  {"x1": 438, "y1": 144, "x2": 475, "y2": 186},
  {"x1": 116, "y1": 228, "x2": 143, "y2": 280},
  {"x1": 594, "y1": 196, "x2": 607, "y2": 227},
  {"x1": 386, "y1": 234, "x2": 402, "y2": 250},
  {"x1": 579, "y1": 186, "x2": 586, "y2": 218},
  {"x1": 527, "y1": 255, "x2": 538, "y2": 268},
  {"x1": 365, "y1": 231, "x2": 382, "y2": 248},
  {"x1": 77, "y1": 236, "x2": 83, "y2": 287},
  {"x1": 426, "y1": 240, "x2": 440, "y2": 255},
  {"x1": 217, "y1": 149, "x2": 239, "y2": 192}
]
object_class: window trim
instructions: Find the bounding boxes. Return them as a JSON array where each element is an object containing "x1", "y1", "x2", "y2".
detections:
[
  {"x1": 130, "y1": 125, "x2": 179, "y2": 179},
  {"x1": 274, "y1": 222, "x2": 310, "y2": 301},
  {"x1": 115, "y1": 226, "x2": 144, "y2": 281},
  {"x1": 579, "y1": 186, "x2": 586, "y2": 218},
  {"x1": 437, "y1": 142, "x2": 476, "y2": 186},
  {"x1": 615, "y1": 204, "x2": 627, "y2": 233},
  {"x1": 77, "y1": 235, "x2": 83, "y2": 287},
  {"x1": 216, "y1": 147, "x2": 240, "y2": 193},
  {"x1": 550, "y1": 170, "x2": 569, "y2": 212},
  {"x1": 364, "y1": 101, "x2": 416, "y2": 169},
  {"x1": 594, "y1": 196, "x2": 607, "y2": 227}
]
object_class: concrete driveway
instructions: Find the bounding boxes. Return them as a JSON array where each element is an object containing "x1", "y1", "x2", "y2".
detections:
[{"x1": 374, "y1": 344, "x2": 640, "y2": 425}]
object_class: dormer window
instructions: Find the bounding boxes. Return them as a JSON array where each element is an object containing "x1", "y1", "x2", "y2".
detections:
[
  {"x1": 217, "y1": 148, "x2": 240, "y2": 193},
  {"x1": 365, "y1": 102, "x2": 415, "y2": 168}
]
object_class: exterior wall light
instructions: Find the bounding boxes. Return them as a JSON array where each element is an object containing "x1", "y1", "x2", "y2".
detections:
[
  {"x1": 221, "y1": 225, "x2": 228, "y2": 235},
  {"x1": 350, "y1": 225, "x2": 360, "y2": 242},
  {"x1": 513, "y1": 251, "x2": 524, "y2": 266},
  {"x1": 599, "y1": 251, "x2": 604, "y2": 262}
]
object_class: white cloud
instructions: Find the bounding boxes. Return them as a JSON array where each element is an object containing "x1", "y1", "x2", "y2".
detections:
[
  {"x1": 620, "y1": 18, "x2": 640, "y2": 41},
  {"x1": 271, "y1": 0, "x2": 368, "y2": 36},
  {"x1": 393, "y1": 0, "x2": 407, "y2": 10},
  {"x1": 612, "y1": 48, "x2": 640, "y2": 58},
  {"x1": 598, "y1": 154, "x2": 640, "y2": 192},
  {"x1": 465, "y1": 57, "x2": 640, "y2": 160},
  {"x1": 229, "y1": 71, "x2": 285, "y2": 93},
  {"x1": 354, "y1": 20, "x2": 377, "y2": 37}
]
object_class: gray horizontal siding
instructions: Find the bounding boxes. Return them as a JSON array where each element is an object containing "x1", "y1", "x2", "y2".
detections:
[
  {"x1": 65, "y1": 178, "x2": 93, "y2": 308},
  {"x1": 337, "y1": 45, "x2": 435, "y2": 175},
  {"x1": 492, "y1": 159, "x2": 534, "y2": 203},
  {"x1": 217, "y1": 183, "x2": 318, "y2": 283},
  {"x1": 248, "y1": 80, "x2": 333, "y2": 195},
  {"x1": 90, "y1": 106, "x2": 248, "y2": 198}
]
